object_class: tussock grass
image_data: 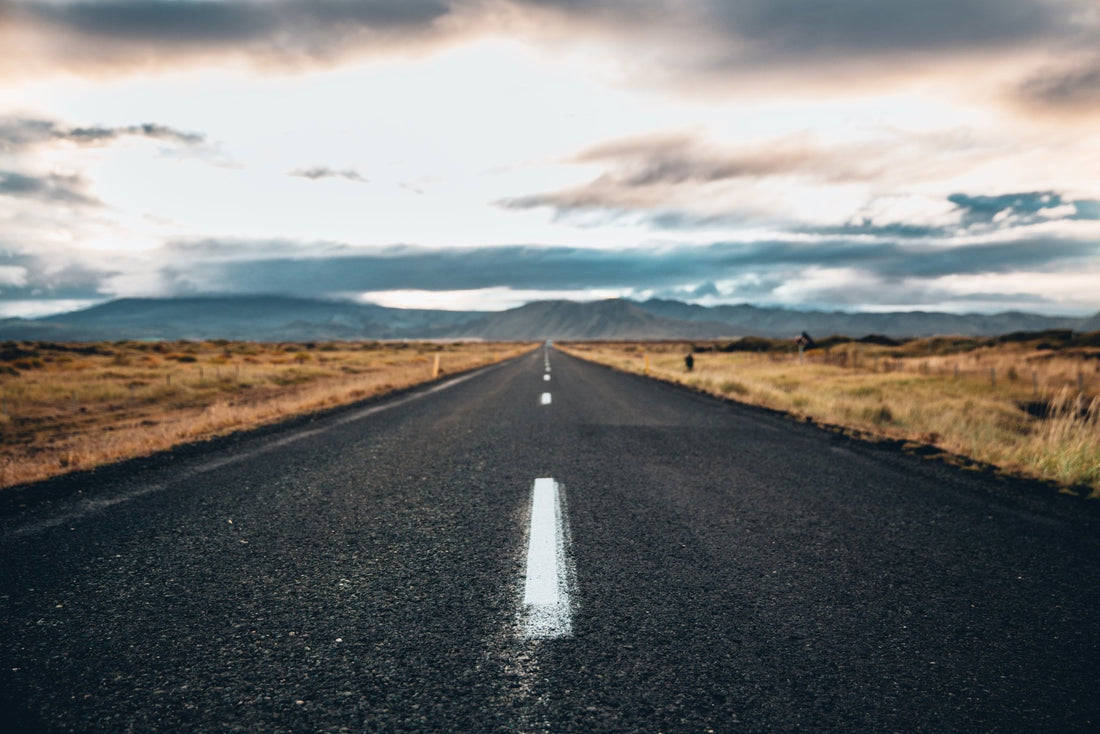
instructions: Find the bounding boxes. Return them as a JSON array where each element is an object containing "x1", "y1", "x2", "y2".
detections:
[
  {"x1": 0, "y1": 340, "x2": 531, "y2": 488},
  {"x1": 560, "y1": 337, "x2": 1100, "y2": 497}
]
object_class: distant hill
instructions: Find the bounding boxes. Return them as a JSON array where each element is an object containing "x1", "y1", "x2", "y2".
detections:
[
  {"x1": 0, "y1": 296, "x2": 481, "y2": 342},
  {"x1": 634, "y1": 299, "x2": 1089, "y2": 338},
  {"x1": 1080, "y1": 311, "x2": 1100, "y2": 333},
  {"x1": 0, "y1": 295, "x2": 1096, "y2": 342},
  {"x1": 443, "y1": 299, "x2": 734, "y2": 340}
]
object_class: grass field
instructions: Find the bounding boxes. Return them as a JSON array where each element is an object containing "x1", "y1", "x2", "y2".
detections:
[
  {"x1": 559, "y1": 332, "x2": 1100, "y2": 497},
  {"x1": 0, "y1": 340, "x2": 533, "y2": 489}
]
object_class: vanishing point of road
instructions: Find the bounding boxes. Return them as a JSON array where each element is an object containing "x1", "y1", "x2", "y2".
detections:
[{"x1": 2, "y1": 346, "x2": 1098, "y2": 732}]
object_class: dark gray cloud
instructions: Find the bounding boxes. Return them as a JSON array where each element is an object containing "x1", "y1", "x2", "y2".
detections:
[
  {"x1": 948, "y1": 191, "x2": 1100, "y2": 227},
  {"x1": 694, "y1": 239, "x2": 1098, "y2": 280},
  {"x1": 799, "y1": 222, "x2": 953, "y2": 240},
  {"x1": 513, "y1": 0, "x2": 1088, "y2": 69},
  {"x1": 0, "y1": 116, "x2": 204, "y2": 152},
  {"x1": 155, "y1": 237, "x2": 1098, "y2": 298},
  {"x1": 290, "y1": 167, "x2": 368, "y2": 184},
  {"x1": 190, "y1": 244, "x2": 686, "y2": 294},
  {"x1": 0, "y1": 170, "x2": 99, "y2": 205},
  {"x1": 1018, "y1": 57, "x2": 1100, "y2": 110},
  {"x1": 23, "y1": 0, "x2": 454, "y2": 40},
  {"x1": 67, "y1": 122, "x2": 205, "y2": 146},
  {"x1": 10, "y1": 0, "x2": 457, "y2": 68},
  {"x1": 7, "y1": 0, "x2": 1092, "y2": 77},
  {"x1": 703, "y1": 0, "x2": 1065, "y2": 60},
  {"x1": 801, "y1": 192, "x2": 1100, "y2": 239},
  {"x1": 7, "y1": 235, "x2": 1093, "y2": 311}
]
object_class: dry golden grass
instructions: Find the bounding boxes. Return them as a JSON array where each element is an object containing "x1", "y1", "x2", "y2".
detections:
[
  {"x1": 559, "y1": 337, "x2": 1100, "y2": 497},
  {"x1": 0, "y1": 340, "x2": 533, "y2": 488}
]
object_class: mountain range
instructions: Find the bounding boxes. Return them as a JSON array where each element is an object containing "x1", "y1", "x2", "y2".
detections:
[{"x1": 2, "y1": 296, "x2": 1097, "y2": 342}]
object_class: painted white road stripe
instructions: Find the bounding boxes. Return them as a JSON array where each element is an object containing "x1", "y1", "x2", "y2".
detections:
[
  {"x1": 540, "y1": 392, "x2": 552, "y2": 405},
  {"x1": 522, "y1": 478, "x2": 573, "y2": 639},
  {"x1": 543, "y1": 374, "x2": 550, "y2": 381}
]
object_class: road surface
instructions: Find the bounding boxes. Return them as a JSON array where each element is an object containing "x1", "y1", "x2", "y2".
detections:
[{"x1": 2, "y1": 345, "x2": 1098, "y2": 732}]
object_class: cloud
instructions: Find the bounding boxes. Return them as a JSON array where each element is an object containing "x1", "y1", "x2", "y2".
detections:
[
  {"x1": 0, "y1": 116, "x2": 205, "y2": 152},
  {"x1": 149, "y1": 237, "x2": 1099, "y2": 300},
  {"x1": 290, "y1": 166, "x2": 368, "y2": 184},
  {"x1": 799, "y1": 191, "x2": 1100, "y2": 240},
  {"x1": 1017, "y1": 56, "x2": 1100, "y2": 111},
  {"x1": 501, "y1": 130, "x2": 1054, "y2": 228},
  {"x1": 0, "y1": 265, "x2": 28, "y2": 288},
  {"x1": 800, "y1": 222, "x2": 953, "y2": 240},
  {"x1": 6, "y1": 234, "x2": 1095, "y2": 314},
  {"x1": 690, "y1": 280, "x2": 720, "y2": 298},
  {"x1": 948, "y1": 191, "x2": 1100, "y2": 227},
  {"x1": 3, "y1": 0, "x2": 463, "y2": 74},
  {"x1": 509, "y1": 0, "x2": 1093, "y2": 82},
  {"x1": 500, "y1": 133, "x2": 884, "y2": 220},
  {"x1": 759, "y1": 273, "x2": 1064, "y2": 311},
  {"x1": 573, "y1": 134, "x2": 855, "y2": 185},
  {"x1": 699, "y1": 0, "x2": 1067, "y2": 60},
  {"x1": 29, "y1": 0, "x2": 454, "y2": 41},
  {"x1": 0, "y1": 250, "x2": 113, "y2": 300},
  {"x1": 0, "y1": 170, "x2": 100, "y2": 205},
  {"x1": 504, "y1": 130, "x2": 1100, "y2": 236},
  {"x1": 6, "y1": 0, "x2": 1094, "y2": 81}
]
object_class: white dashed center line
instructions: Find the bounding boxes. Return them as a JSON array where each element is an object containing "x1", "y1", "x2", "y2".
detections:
[
  {"x1": 521, "y1": 478, "x2": 573, "y2": 639},
  {"x1": 540, "y1": 392, "x2": 552, "y2": 405},
  {"x1": 543, "y1": 374, "x2": 550, "y2": 381}
]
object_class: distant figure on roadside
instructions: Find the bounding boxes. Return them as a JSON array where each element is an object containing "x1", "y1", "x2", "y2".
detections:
[
  {"x1": 796, "y1": 332, "x2": 815, "y2": 349},
  {"x1": 684, "y1": 353, "x2": 694, "y2": 372}
]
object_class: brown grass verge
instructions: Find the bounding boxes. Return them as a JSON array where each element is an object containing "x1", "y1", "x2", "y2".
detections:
[
  {"x1": 0, "y1": 340, "x2": 534, "y2": 489},
  {"x1": 558, "y1": 337, "x2": 1100, "y2": 498}
]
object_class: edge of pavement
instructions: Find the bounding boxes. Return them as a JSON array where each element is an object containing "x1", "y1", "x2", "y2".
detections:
[{"x1": 0, "y1": 346, "x2": 539, "y2": 517}]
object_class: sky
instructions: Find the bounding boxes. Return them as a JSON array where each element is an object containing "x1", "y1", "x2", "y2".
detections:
[{"x1": 1, "y1": 0, "x2": 1099, "y2": 318}]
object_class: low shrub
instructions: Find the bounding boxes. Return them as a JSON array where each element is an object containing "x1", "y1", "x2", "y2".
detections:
[{"x1": 720, "y1": 380, "x2": 749, "y2": 395}]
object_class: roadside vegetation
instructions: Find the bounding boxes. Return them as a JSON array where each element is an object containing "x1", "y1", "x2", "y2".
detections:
[
  {"x1": 559, "y1": 330, "x2": 1100, "y2": 497},
  {"x1": 0, "y1": 340, "x2": 532, "y2": 489}
]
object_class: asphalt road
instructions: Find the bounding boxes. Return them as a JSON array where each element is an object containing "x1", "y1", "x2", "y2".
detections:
[{"x1": 2, "y1": 345, "x2": 1099, "y2": 732}]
